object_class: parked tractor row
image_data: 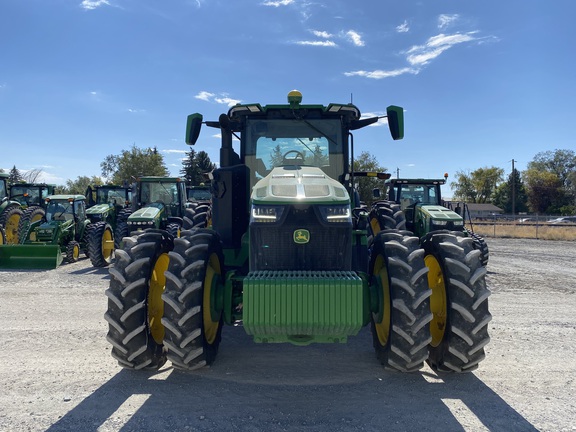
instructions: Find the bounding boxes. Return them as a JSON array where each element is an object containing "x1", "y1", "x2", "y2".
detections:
[{"x1": 104, "y1": 90, "x2": 492, "y2": 374}]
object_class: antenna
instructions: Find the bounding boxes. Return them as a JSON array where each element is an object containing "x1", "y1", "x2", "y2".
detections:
[{"x1": 350, "y1": 93, "x2": 353, "y2": 104}]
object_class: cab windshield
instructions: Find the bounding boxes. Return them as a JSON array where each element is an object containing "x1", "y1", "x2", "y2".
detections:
[
  {"x1": 10, "y1": 186, "x2": 41, "y2": 206},
  {"x1": 46, "y1": 201, "x2": 73, "y2": 221},
  {"x1": 140, "y1": 182, "x2": 179, "y2": 206},
  {"x1": 244, "y1": 118, "x2": 344, "y2": 188},
  {"x1": 97, "y1": 188, "x2": 128, "y2": 206}
]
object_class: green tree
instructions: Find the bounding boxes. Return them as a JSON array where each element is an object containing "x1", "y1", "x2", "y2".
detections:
[
  {"x1": 352, "y1": 151, "x2": 387, "y2": 205},
  {"x1": 60, "y1": 176, "x2": 104, "y2": 195},
  {"x1": 451, "y1": 167, "x2": 504, "y2": 203},
  {"x1": 101, "y1": 144, "x2": 169, "y2": 185},
  {"x1": 8, "y1": 165, "x2": 23, "y2": 185},
  {"x1": 180, "y1": 149, "x2": 216, "y2": 185},
  {"x1": 523, "y1": 168, "x2": 565, "y2": 214},
  {"x1": 492, "y1": 168, "x2": 528, "y2": 214}
]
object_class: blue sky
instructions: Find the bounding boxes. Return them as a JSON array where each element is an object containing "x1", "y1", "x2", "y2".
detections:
[{"x1": 1, "y1": 0, "x2": 574, "y2": 197}]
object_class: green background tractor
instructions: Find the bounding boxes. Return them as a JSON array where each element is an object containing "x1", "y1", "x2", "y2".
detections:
[
  {"x1": 0, "y1": 194, "x2": 110, "y2": 269},
  {"x1": 10, "y1": 182, "x2": 56, "y2": 244},
  {"x1": 0, "y1": 173, "x2": 24, "y2": 244},
  {"x1": 105, "y1": 91, "x2": 491, "y2": 374}
]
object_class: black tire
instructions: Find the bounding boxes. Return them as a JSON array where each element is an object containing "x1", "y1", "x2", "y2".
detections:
[
  {"x1": 114, "y1": 209, "x2": 132, "y2": 248},
  {"x1": 87, "y1": 221, "x2": 115, "y2": 267},
  {"x1": 370, "y1": 201, "x2": 407, "y2": 235},
  {"x1": 422, "y1": 231, "x2": 491, "y2": 372},
  {"x1": 162, "y1": 229, "x2": 224, "y2": 370},
  {"x1": 369, "y1": 230, "x2": 432, "y2": 372},
  {"x1": 17, "y1": 206, "x2": 45, "y2": 243},
  {"x1": 166, "y1": 222, "x2": 180, "y2": 238},
  {"x1": 183, "y1": 205, "x2": 211, "y2": 230},
  {"x1": 104, "y1": 230, "x2": 173, "y2": 370},
  {"x1": 469, "y1": 231, "x2": 489, "y2": 267},
  {"x1": 66, "y1": 240, "x2": 81, "y2": 263},
  {"x1": 0, "y1": 205, "x2": 24, "y2": 244}
]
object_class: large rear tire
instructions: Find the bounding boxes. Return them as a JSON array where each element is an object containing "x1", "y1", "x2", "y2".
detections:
[
  {"x1": 17, "y1": 206, "x2": 45, "y2": 243},
  {"x1": 87, "y1": 221, "x2": 115, "y2": 267},
  {"x1": 422, "y1": 231, "x2": 491, "y2": 372},
  {"x1": 162, "y1": 229, "x2": 224, "y2": 370},
  {"x1": 370, "y1": 201, "x2": 406, "y2": 235},
  {"x1": 0, "y1": 205, "x2": 24, "y2": 244},
  {"x1": 114, "y1": 209, "x2": 132, "y2": 248},
  {"x1": 370, "y1": 230, "x2": 432, "y2": 372},
  {"x1": 104, "y1": 230, "x2": 173, "y2": 369},
  {"x1": 469, "y1": 231, "x2": 489, "y2": 267},
  {"x1": 183, "y1": 205, "x2": 211, "y2": 230}
]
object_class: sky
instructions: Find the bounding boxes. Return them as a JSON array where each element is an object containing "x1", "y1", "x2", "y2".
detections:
[{"x1": 1, "y1": 0, "x2": 575, "y2": 197}]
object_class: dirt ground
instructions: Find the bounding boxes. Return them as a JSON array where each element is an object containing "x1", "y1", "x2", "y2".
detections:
[{"x1": 1, "y1": 238, "x2": 575, "y2": 432}]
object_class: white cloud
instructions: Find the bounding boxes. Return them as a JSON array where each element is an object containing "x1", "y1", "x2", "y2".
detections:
[
  {"x1": 162, "y1": 149, "x2": 187, "y2": 154},
  {"x1": 438, "y1": 14, "x2": 459, "y2": 29},
  {"x1": 261, "y1": 0, "x2": 294, "y2": 6},
  {"x1": 80, "y1": 0, "x2": 110, "y2": 10},
  {"x1": 396, "y1": 20, "x2": 410, "y2": 33},
  {"x1": 345, "y1": 30, "x2": 365, "y2": 47},
  {"x1": 194, "y1": 92, "x2": 241, "y2": 107},
  {"x1": 344, "y1": 67, "x2": 418, "y2": 79},
  {"x1": 127, "y1": 108, "x2": 146, "y2": 113},
  {"x1": 312, "y1": 30, "x2": 332, "y2": 38},
  {"x1": 406, "y1": 32, "x2": 477, "y2": 66},
  {"x1": 297, "y1": 40, "x2": 337, "y2": 47},
  {"x1": 195, "y1": 91, "x2": 215, "y2": 101}
]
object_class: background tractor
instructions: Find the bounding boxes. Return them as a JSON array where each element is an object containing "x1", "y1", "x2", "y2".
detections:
[
  {"x1": 105, "y1": 91, "x2": 491, "y2": 374},
  {"x1": 85, "y1": 184, "x2": 133, "y2": 262},
  {"x1": 184, "y1": 184, "x2": 212, "y2": 228},
  {"x1": 0, "y1": 194, "x2": 110, "y2": 269},
  {"x1": 371, "y1": 176, "x2": 489, "y2": 266},
  {"x1": 0, "y1": 173, "x2": 24, "y2": 244},
  {"x1": 10, "y1": 182, "x2": 56, "y2": 244}
]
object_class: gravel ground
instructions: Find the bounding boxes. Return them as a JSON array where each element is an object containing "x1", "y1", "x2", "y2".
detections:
[{"x1": 0, "y1": 238, "x2": 575, "y2": 432}]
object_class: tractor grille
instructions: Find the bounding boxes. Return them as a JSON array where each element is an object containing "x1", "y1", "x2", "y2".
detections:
[{"x1": 250, "y1": 205, "x2": 352, "y2": 271}]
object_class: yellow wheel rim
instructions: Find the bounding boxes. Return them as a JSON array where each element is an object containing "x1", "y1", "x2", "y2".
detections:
[
  {"x1": 425, "y1": 254, "x2": 447, "y2": 347},
  {"x1": 372, "y1": 254, "x2": 391, "y2": 346},
  {"x1": 370, "y1": 217, "x2": 382, "y2": 236},
  {"x1": 31, "y1": 213, "x2": 43, "y2": 223},
  {"x1": 6, "y1": 212, "x2": 21, "y2": 243},
  {"x1": 0, "y1": 231, "x2": 4, "y2": 245},
  {"x1": 102, "y1": 227, "x2": 114, "y2": 261},
  {"x1": 203, "y1": 253, "x2": 222, "y2": 344},
  {"x1": 73, "y1": 244, "x2": 80, "y2": 260},
  {"x1": 149, "y1": 253, "x2": 169, "y2": 344}
]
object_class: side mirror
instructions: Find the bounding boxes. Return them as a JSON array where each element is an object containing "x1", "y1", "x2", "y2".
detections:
[
  {"x1": 185, "y1": 113, "x2": 203, "y2": 145},
  {"x1": 386, "y1": 105, "x2": 404, "y2": 140}
]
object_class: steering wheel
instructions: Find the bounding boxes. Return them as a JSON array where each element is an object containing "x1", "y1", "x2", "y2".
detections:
[{"x1": 282, "y1": 150, "x2": 305, "y2": 165}]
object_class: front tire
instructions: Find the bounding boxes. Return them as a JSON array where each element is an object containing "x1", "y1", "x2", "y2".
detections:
[
  {"x1": 162, "y1": 229, "x2": 224, "y2": 370},
  {"x1": 104, "y1": 230, "x2": 173, "y2": 369},
  {"x1": 87, "y1": 221, "x2": 115, "y2": 267},
  {"x1": 66, "y1": 241, "x2": 81, "y2": 263},
  {"x1": 0, "y1": 205, "x2": 24, "y2": 244},
  {"x1": 422, "y1": 231, "x2": 491, "y2": 372},
  {"x1": 369, "y1": 201, "x2": 406, "y2": 236},
  {"x1": 370, "y1": 230, "x2": 432, "y2": 372}
]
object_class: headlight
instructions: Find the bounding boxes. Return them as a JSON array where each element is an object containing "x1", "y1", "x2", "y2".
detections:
[
  {"x1": 318, "y1": 205, "x2": 351, "y2": 223},
  {"x1": 453, "y1": 221, "x2": 464, "y2": 226},
  {"x1": 433, "y1": 220, "x2": 448, "y2": 226},
  {"x1": 251, "y1": 205, "x2": 285, "y2": 223}
]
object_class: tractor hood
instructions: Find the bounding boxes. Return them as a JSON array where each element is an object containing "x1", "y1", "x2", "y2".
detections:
[
  {"x1": 86, "y1": 203, "x2": 111, "y2": 215},
  {"x1": 251, "y1": 166, "x2": 349, "y2": 204},
  {"x1": 34, "y1": 219, "x2": 72, "y2": 243},
  {"x1": 419, "y1": 204, "x2": 463, "y2": 222},
  {"x1": 128, "y1": 203, "x2": 163, "y2": 222}
]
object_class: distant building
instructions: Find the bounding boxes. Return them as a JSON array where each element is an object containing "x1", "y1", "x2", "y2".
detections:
[{"x1": 444, "y1": 201, "x2": 504, "y2": 219}]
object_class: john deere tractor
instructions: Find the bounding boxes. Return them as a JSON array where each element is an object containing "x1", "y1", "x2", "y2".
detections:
[
  {"x1": 0, "y1": 173, "x2": 24, "y2": 244},
  {"x1": 105, "y1": 91, "x2": 491, "y2": 373},
  {"x1": 84, "y1": 184, "x2": 133, "y2": 264},
  {"x1": 370, "y1": 176, "x2": 489, "y2": 266},
  {"x1": 184, "y1": 184, "x2": 212, "y2": 228},
  {"x1": 0, "y1": 194, "x2": 110, "y2": 269},
  {"x1": 10, "y1": 182, "x2": 56, "y2": 243}
]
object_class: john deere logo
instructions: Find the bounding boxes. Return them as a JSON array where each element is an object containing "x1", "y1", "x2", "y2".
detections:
[{"x1": 293, "y1": 229, "x2": 310, "y2": 244}]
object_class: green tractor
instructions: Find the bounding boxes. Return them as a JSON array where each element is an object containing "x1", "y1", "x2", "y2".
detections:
[
  {"x1": 105, "y1": 90, "x2": 491, "y2": 373},
  {"x1": 370, "y1": 176, "x2": 489, "y2": 266},
  {"x1": 0, "y1": 194, "x2": 109, "y2": 269},
  {"x1": 0, "y1": 173, "x2": 24, "y2": 244},
  {"x1": 10, "y1": 182, "x2": 56, "y2": 243},
  {"x1": 85, "y1": 184, "x2": 133, "y2": 265},
  {"x1": 184, "y1": 184, "x2": 212, "y2": 228},
  {"x1": 117, "y1": 176, "x2": 189, "y2": 242}
]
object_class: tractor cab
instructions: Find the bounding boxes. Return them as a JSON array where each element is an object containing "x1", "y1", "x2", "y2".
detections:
[{"x1": 9, "y1": 183, "x2": 56, "y2": 209}]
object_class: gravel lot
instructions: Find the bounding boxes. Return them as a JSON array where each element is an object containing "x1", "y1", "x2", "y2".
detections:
[{"x1": 1, "y1": 238, "x2": 575, "y2": 432}]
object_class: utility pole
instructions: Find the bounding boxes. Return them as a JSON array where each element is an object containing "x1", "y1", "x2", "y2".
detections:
[
  {"x1": 511, "y1": 159, "x2": 516, "y2": 217},
  {"x1": 396, "y1": 167, "x2": 400, "y2": 178}
]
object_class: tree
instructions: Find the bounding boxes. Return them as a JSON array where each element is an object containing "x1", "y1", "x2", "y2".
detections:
[
  {"x1": 526, "y1": 149, "x2": 576, "y2": 214},
  {"x1": 101, "y1": 144, "x2": 169, "y2": 185},
  {"x1": 492, "y1": 168, "x2": 528, "y2": 214},
  {"x1": 60, "y1": 176, "x2": 104, "y2": 195},
  {"x1": 352, "y1": 151, "x2": 387, "y2": 205},
  {"x1": 180, "y1": 149, "x2": 216, "y2": 185},
  {"x1": 451, "y1": 167, "x2": 504, "y2": 203},
  {"x1": 523, "y1": 168, "x2": 565, "y2": 214},
  {"x1": 22, "y1": 168, "x2": 44, "y2": 183},
  {"x1": 8, "y1": 165, "x2": 23, "y2": 185}
]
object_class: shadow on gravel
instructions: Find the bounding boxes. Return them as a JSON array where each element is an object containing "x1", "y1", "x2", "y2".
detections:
[
  {"x1": 68, "y1": 266, "x2": 110, "y2": 276},
  {"x1": 46, "y1": 345, "x2": 539, "y2": 432}
]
